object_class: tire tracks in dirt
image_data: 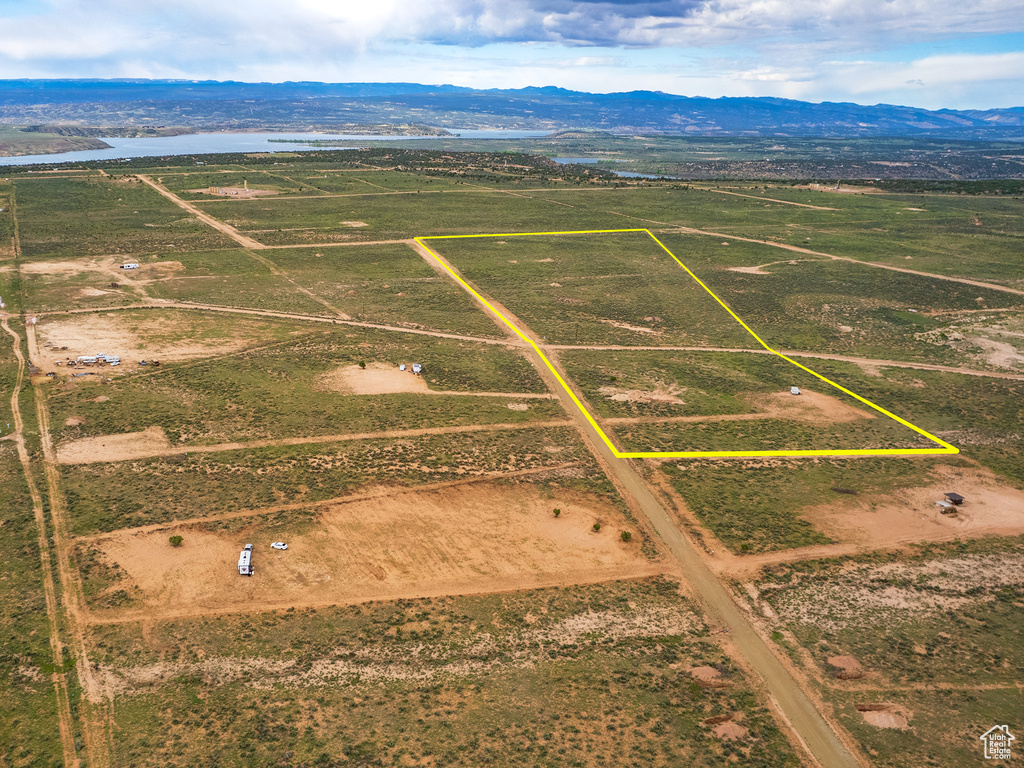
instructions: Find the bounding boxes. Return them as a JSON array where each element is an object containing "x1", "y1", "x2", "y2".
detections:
[{"x1": 2, "y1": 318, "x2": 80, "y2": 767}]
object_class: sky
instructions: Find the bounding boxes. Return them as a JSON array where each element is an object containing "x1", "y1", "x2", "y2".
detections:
[{"x1": 0, "y1": 0, "x2": 1022, "y2": 110}]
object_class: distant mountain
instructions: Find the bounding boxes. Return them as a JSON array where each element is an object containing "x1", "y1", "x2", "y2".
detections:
[{"x1": 0, "y1": 79, "x2": 1021, "y2": 140}]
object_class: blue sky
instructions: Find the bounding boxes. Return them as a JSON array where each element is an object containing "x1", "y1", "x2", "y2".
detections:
[{"x1": 0, "y1": 0, "x2": 1021, "y2": 109}]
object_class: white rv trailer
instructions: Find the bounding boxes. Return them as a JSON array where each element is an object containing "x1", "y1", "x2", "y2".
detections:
[{"x1": 237, "y1": 544, "x2": 254, "y2": 576}]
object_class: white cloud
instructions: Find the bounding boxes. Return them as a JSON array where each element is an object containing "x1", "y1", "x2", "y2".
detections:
[{"x1": 0, "y1": 0, "x2": 1021, "y2": 109}]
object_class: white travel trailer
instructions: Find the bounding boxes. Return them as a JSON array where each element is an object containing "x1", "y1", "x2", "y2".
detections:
[{"x1": 238, "y1": 544, "x2": 254, "y2": 576}]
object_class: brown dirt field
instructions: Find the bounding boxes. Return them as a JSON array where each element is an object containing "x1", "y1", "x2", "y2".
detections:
[
  {"x1": 688, "y1": 665, "x2": 722, "y2": 681},
  {"x1": 599, "y1": 383, "x2": 685, "y2": 405},
  {"x1": 56, "y1": 426, "x2": 172, "y2": 464},
  {"x1": 18, "y1": 259, "x2": 108, "y2": 276},
  {"x1": 747, "y1": 389, "x2": 875, "y2": 425},
  {"x1": 32, "y1": 312, "x2": 282, "y2": 373},
  {"x1": 315, "y1": 362, "x2": 429, "y2": 394},
  {"x1": 801, "y1": 464, "x2": 1024, "y2": 548},
  {"x1": 86, "y1": 483, "x2": 662, "y2": 621},
  {"x1": 826, "y1": 655, "x2": 865, "y2": 680}
]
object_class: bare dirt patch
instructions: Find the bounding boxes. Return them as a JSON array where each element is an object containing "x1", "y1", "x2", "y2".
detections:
[
  {"x1": 75, "y1": 287, "x2": 113, "y2": 298},
  {"x1": 826, "y1": 655, "x2": 864, "y2": 680},
  {"x1": 57, "y1": 426, "x2": 172, "y2": 464},
  {"x1": 600, "y1": 383, "x2": 686, "y2": 405},
  {"x1": 189, "y1": 186, "x2": 280, "y2": 198},
  {"x1": 745, "y1": 389, "x2": 875, "y2": 425},
  {"x1": 85, "y1": 483, "x2": 661, "y2": 620},
  {"x1": 799, "y1": 464, "x2": 1024, "y2": 548},
  {"x1": 33, "y1": 312, "x2": 276, "y2": 373},
  {"x1": 727, "y1": 266, "x2": 771, "y2": 275},
  {"x1": 18, "y1": 259, "x2": 107, "y2": 276},
  {"x1": 857, "y1": 703, "x2": 911, "y2": 730},
  {"x1": 314, "y1": 362, "x2": 429, "y2": 395},
  {"x1": 64, "y1": 416, "x2": 86, "y2": 427},
  {"x1": 598, "y1": 318, "x2": 661, "y2": 335}
]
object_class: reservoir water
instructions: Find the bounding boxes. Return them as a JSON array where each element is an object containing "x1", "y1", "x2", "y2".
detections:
[{"x1": 0, "y1": 129, "x2": 552, "y2": 167}]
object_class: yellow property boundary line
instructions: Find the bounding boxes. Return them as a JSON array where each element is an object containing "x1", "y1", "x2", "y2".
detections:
[{"x1": 415, "y1": 228, "x2": 959, "y2": 459}]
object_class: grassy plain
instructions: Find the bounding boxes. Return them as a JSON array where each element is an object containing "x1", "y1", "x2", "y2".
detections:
[
  {"x1": 14, "y1": 176, "x2": 235, "y2": 259},
  {"x1": 262, "y1": 243, "x2": 505, "y2": 336},
  {"x1": 86, "y1": 578, "x2": 801, "y2": 768},
  {"x1": 3, "y1": 148, "x2": 1024, "y2": 766},
  {"x1": 47, "y1": 325, "x2": 553, "y2": 447}
]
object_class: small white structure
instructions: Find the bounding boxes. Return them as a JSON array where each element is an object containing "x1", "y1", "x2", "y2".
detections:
[
  {"x1": 399, "y1": 364, "x2": 406, "y2": 372},
  {"x1": 412, "y1": 363, "x2": 422, "y2": 375},
  {"x1": 120, "y1": 263, "x2": 140, "y2": 270},
  {"x1": 76, "y1": 355, "x2": 98, "y2": 364},
  {"x1": 790, "y1": 386, "x2": 801, "y2": 395},
  {"x1": 237, "y1": 543, "x2": 254, "y2": 576}
]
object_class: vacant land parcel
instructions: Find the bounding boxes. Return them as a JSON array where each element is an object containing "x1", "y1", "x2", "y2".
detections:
[{"x1": 3, "y1": 149, "x2": 1024, "y2": 767}]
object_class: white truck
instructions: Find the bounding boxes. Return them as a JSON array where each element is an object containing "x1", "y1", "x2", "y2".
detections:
[{"x1": 237, "y1": 544, "x2": 254, "y2": 576}]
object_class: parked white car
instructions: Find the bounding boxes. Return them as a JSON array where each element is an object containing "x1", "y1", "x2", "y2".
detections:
[{"x1": 270, "y1": 542, "x2": 288, "y2": 550}]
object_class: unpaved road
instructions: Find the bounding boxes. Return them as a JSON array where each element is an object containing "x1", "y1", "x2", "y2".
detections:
[
  {"x1": 1, "y1": 318, "x2": 79, "y2": 767},
  {"x1": 416, "y1": 247, "x2": 864, "y2": 768}
]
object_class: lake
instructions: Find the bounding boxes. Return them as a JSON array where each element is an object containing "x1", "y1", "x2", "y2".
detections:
[{"x1": 0, "y1": 129, "x2": 552, "y2": 167}]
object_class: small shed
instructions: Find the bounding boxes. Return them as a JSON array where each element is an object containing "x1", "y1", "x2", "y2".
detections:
[
  {"x1": 790, "y1": 386, "x2": 801, "y2": 395},
  {"x1": 944, "y1": 492, "x2": 965, "y2": 505}
]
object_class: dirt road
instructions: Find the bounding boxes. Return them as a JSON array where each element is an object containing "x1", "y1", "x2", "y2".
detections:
[{"x1": 2, "y1": 318, "x2": 79, "y2": 767}]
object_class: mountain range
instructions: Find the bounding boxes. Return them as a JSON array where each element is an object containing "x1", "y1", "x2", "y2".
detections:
[{"x1": 1, "y1": 79, "x2": 1022, "y2": 141}]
